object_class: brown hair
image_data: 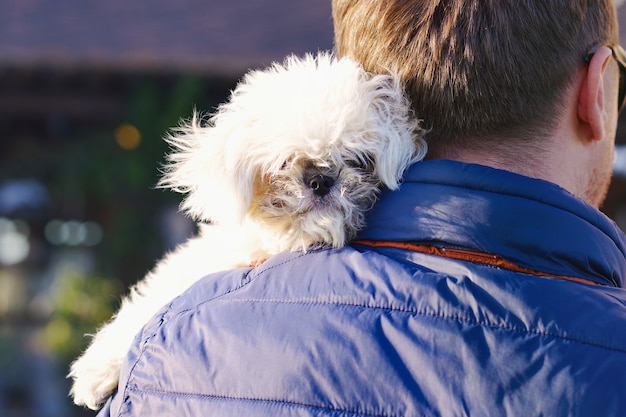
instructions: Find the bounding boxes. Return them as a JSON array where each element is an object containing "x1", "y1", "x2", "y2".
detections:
[{"x1": 332, "y1": 0, "x2": 618, "y2": 153}]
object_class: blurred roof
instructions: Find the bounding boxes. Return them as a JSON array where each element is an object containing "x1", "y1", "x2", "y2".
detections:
[
  {"x1": 0, "y1": 0, "x2": 334, "y2": 75},
  {"x1": 2, "y1": 1, "x2": 626, "y2": 76}
]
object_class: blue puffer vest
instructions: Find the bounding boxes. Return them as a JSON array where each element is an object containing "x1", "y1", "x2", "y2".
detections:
[{"x1": 99, "y1": 160, "x2": 626, "y2": 417}]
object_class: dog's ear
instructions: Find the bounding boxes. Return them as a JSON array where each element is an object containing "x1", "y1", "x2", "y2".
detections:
[
  {"x1": 367, "y1": 73, "x2": 428, "y2": 190},
  {"x1": 372, "y1": 124, "x2": 427, "y2": 190},
  {"x1": 159, "y1": 114, "x2": 255, "y2": 225}
]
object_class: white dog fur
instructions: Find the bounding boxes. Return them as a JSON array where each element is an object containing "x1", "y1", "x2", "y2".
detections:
[{"x1": 69, "y1": 51, "x2": 427, "y2": 410}]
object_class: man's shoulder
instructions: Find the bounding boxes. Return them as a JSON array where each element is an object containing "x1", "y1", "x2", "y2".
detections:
[
  {"x1": 114, "y1": 245, "x2": 626, "y2": 417},
  {"x1": 156, "y1": 244, "x2": 626, "y2": 351},
  {"x1": 161, "y1": 244, "x2": 421, "y2": 316}
]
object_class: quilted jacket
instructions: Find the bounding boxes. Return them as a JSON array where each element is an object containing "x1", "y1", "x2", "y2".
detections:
[{"x1": 98, "y1": 160, "x2": 626, "y2": 417}]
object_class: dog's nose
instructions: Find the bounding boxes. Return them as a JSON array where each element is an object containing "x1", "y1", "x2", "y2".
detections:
[{"x1": 308, "y1": 175, "x2": 335, "y2": 197}]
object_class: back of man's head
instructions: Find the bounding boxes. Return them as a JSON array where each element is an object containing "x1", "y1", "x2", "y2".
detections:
[{"x1": 332, "y1": 0, "x2": 618, "y2": 155}]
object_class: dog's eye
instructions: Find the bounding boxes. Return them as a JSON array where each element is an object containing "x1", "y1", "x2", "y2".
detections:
[{"x1": 346, "y1": 159, "x2": 370, "y2": 170}]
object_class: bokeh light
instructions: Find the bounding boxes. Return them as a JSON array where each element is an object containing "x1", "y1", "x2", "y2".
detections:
[
  {"x1": 44, "y1": 220, "x2": 103, "y2": 247},
  {"x1": 0, "y1": 217, "x2": 30, "y2": 265},
  {"x1": 114, "y1": 123, "x2": 142, "y2": 150}
]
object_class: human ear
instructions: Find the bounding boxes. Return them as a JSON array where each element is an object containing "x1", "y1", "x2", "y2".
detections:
[{"x1": 577, "y1": 46, "x2": 612, "y2": 142}]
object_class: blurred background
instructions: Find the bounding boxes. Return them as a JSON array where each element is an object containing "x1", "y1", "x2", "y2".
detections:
[
  {"x1": 0, "y1": 1, "x2": 332, "y2": 416},
  {"x1": 1, "y1": 1, "x2": 626, "y2": 416}
]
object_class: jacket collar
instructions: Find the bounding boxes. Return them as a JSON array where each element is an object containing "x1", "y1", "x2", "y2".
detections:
[{"x1": 357, "y1": 160, "x2": 626, "y2": 287}]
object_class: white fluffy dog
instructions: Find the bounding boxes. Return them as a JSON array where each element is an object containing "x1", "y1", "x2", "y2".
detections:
[{"x1": 69, "y1": 52, "x2": 427, "y2": 410}]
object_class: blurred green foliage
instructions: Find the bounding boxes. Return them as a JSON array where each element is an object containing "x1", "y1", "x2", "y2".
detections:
[
  {"x1": 46, "y1": 74, "x2": 233, "y2": 362},
  {"x1": 1, "y1": 72, "x2": 236, "y2": 365},
  {"x1": 38, "y1": 272, "x2": 124, "y2": 362}
]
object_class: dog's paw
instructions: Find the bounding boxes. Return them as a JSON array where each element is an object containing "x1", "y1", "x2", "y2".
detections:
[
  {"x1": 248, "y1": 258, "x2": 267, "y2": 267},
  {"x1": 69, "y1": 351, "x2": 122, "y2": 410}
]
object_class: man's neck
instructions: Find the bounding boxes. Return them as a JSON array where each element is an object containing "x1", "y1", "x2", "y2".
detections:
[{"x1": 425, "y1": 129, "x2": 609, "y2": 208}]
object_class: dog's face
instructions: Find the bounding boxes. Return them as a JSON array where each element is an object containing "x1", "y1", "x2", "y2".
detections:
[
  {"x1": 160, "y1": 53, "x2": 426, "y2": 253},
  {"x1": 248, "y1": 146, "x2": 383, "y2": 251}
]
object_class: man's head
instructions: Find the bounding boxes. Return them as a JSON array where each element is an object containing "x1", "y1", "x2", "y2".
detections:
[{"x1": 332, "y1": 0, "x2": 619, "y2": 156}]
